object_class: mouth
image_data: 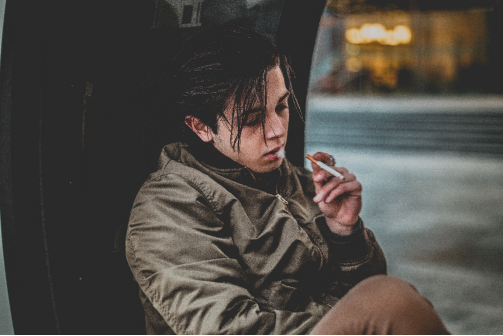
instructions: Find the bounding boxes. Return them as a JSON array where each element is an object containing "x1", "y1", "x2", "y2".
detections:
[{"x1": 264, "y1": 146, "x2": 285, "y2": 161}]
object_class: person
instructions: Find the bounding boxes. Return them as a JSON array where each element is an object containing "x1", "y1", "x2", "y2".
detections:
[{"x1": 125, "y1": 24, "x2": 449, "y2": 334}]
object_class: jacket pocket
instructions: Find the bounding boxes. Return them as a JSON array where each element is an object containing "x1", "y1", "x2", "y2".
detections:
[{"x1": 266, "y1": 280, "x2": 309, "y2": 312}]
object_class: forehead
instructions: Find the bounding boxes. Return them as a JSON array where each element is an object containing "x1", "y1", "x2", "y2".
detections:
[
  {"x1": 265, "y1": 66, "x2": 288, "y2": 96},
  {"x1": 218, "y1": 66, "x2": 289, "y2": 125}
]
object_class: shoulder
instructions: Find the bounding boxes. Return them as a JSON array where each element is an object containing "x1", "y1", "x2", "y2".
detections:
[{"x1": 134, "y1": 158, "x2": 235, "y2": 217}]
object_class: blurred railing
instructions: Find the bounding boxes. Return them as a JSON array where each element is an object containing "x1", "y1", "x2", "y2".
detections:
[{"x1": 306, "y1": 95, "x2": 503, "y2": 154}]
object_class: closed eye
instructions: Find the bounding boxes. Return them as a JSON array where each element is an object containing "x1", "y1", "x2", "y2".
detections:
[
  {"x1": 276, "y1": 104, "x2": 289, "y2": 112},
  {"x1": 243, "y1": 111, "x2": 263, "y2": 127}
]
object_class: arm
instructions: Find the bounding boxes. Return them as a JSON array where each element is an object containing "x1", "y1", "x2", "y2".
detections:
[
  {"x1": 295, "y1": 160, "x2": 387, "y2": 295},
  {"x1": 317, "y1": 216, "x2": 387, "y2": 295},
  {"x1": 126, "y1": 173, "x2": 326, "y2": 334}
]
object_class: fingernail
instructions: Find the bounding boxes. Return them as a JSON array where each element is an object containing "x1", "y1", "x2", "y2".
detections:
[{"x1": 313, "y1": 195, "x2": 320, "y2": 202}]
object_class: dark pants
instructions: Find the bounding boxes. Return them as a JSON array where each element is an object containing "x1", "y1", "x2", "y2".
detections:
[{"x1": 310, "y1": 275, "x2": 450, "y2": 335}]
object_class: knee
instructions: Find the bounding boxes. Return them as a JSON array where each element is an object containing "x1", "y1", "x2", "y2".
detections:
[
  {"x1": 357, "y1": 274, "x2": 415, "y2": 291},
  {"x1": 350, "y1": 275, "x2": 449, "y2": 334},
  {"x1": 354, "y1": 275, "x2": 422, "y2": 307},
  {"x1": 312, "y1": 276, "x2": 449, "y2": 335}
]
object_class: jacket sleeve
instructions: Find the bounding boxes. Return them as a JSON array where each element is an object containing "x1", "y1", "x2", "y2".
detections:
[
  {"x1": 126, "y1": 172, "x2": 326, "y2": 335},
  {"x1": 316, "y1": 216, "x2": 387, "y2": 295},
  {"x1": 294, "y1": 165, "x2": 387, "y2": 295}
]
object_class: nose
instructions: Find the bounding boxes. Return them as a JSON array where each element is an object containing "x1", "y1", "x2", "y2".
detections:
[{"x1": 264, "y1": 112, "x2": 287, "y2": 140}]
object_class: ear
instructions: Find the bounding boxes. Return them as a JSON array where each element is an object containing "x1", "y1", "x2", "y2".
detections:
[{"x1": 184, "y1": 116, "x2": 214, "y2": 142}]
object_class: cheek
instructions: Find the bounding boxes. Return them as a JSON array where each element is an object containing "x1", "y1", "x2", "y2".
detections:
[{"x1": 213, "y1": 132, "x2": 234, "y2": 155}]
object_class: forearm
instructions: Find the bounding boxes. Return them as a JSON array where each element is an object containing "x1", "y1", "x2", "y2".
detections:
[{"x1": 317, "y1": 217, "x2": 387, "y2": 295}]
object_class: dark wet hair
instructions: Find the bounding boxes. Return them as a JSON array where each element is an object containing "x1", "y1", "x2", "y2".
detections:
[{"x1": 171, "y1": 24, "x2": 302, "y2": 150}]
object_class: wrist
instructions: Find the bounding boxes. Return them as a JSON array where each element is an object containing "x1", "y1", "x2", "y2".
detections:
[{"x1": 326, "y1": 217, "x2": 360, "y2": 236}]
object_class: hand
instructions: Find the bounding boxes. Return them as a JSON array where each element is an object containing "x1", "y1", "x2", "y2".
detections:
[{"x1": 310, "y1": 152, "x2": 362, "y2": 236}]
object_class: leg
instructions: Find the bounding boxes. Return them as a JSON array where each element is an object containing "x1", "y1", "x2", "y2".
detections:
[{"x1": 310, "y1": 275, "x2": 450, "y2": 335}]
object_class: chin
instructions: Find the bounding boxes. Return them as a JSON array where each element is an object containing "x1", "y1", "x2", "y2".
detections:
[{"x1": 253, "y1": 158, "x2": 283, "y2": 173}]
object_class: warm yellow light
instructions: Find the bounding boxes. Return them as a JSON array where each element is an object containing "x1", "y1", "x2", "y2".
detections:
[
  {"x1": 346, "y1": 57, "x2": 363, "y2": 72},
  {"x1": 393, "y1": 25, "x2": 412, "y2": 44},
  {"x1": 346, "y1": 28, "x2": 363, "y2": 44},
  {"x1": 345, "y1": 24, "x2": 411, "y2": 45}
]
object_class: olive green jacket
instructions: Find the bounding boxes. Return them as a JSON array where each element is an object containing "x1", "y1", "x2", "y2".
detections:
[{"x1": 126, "y1": 142, "x2": 386, "y2": 334}]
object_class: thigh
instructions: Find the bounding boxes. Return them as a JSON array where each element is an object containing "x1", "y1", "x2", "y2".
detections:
[{"x1": 310, "y1": 275, "x2": 450, "y2": 335}]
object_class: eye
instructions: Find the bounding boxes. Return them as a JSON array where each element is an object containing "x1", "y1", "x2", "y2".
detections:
[
  {"x1": 243, "y1": 112, "x2": 263, "y2": 127},
  {"x1": 276, "y1": 103, "x2": 289, "y2": 113}
]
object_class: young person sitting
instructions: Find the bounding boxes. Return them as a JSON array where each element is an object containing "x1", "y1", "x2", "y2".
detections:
[{"x1": 126, "y1": 25, "x2": 449, "y2": 335}]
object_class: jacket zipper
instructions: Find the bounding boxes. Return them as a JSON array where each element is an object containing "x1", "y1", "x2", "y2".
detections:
[
  {"x1": 276, "y1": 194, "x2": 288, "y2": 204},
  {"x1": 274, "y1": 170, "x2": 323, "y2": 273},
  {"x1": 275, "y1": 170, "x2": 289, "y2": 204}
]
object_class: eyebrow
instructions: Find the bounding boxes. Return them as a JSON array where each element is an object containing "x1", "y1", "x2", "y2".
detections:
[
  {"x1": 278, "y1": 91, "x2": 290, "y2": 104},
  {"x1": 243, "y1": 108, "x2": 263, "y2": 115},
  {"x1": 243, "y1": 91, "x2": 291, "y2": 115}
]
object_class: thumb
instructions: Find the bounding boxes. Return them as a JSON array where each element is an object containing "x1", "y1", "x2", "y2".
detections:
[
  {"x1": 311, "y1": 164, "x2": 324, "y2": 196},
  {"x1": 311, "y1": 161, "x2": 333, "y2": 191}
]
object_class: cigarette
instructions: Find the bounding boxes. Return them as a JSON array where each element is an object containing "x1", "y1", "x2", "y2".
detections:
[{"x1": 306, "y1": 154, "x2": 345, "y2": 180}]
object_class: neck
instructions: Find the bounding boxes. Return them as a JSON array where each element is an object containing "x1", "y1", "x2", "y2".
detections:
[{"x1": 190, "y1": 142, "x2": 243, "y2": 169}]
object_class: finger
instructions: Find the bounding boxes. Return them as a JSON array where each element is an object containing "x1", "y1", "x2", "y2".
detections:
[
  {"x1": 325, "y1": 179, "x2": 362, "y2": 203},
  {"x1": 312, "y1": 152, "x2": 333, "y2": 166},
  {"x1": 335, "y1": 167, "x2": 349, "y2": 175},
  {"x1": 310, "y1": 153, "x2": 331, "y2": 178},
  {"x1": 310, "y1": 161, "x2": 325, "y2": 178},
  {"x1": 315, "y1": 173, "x2": 357, "y2": 197},
  {"x1": 313, "y1": 173, "x2": 356, "y2": 202},
  {"x1": 312, "y1": 166, "x2": 349, "y2": 184},
  {"x1": 312, "y1": 167, "x2": 336, "y2": 184},
  {"x1": 313, "y1": 177, "x2": 342, "y2": 202}
]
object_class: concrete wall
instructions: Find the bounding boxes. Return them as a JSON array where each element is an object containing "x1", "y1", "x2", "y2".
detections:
[
  {"x1": 0, "y1": 0, "x2": 15, "y2": 331},
  {"x1": 306, "y1": 95, "x2": 503, "y2": 155}
]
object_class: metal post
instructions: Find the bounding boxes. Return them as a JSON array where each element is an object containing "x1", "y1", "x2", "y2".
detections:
[
  {"x1": 0, "y1": 0, "x2": 15, "y2": 331},
  {"x1": 0, "y1": 217, "x2": 14, "y2": 335}
]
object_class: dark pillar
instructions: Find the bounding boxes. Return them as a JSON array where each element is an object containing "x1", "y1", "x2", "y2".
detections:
[{"x1": 276, "y1": 0, "x2": 326, "y2": 166}]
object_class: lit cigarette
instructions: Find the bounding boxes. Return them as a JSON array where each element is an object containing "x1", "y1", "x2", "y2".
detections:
[{"x1": 306, "y1": 154, "x2": 345, "y2": 180}]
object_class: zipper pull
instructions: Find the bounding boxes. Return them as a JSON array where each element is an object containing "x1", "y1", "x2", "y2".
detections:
[{"x1": 276, "y1": 194, "x2": 288, "y2": 205}]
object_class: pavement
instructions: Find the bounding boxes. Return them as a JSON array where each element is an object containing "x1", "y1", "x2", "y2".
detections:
[{"x1": 304, "y1": 144, "x2": 503, "y2": 335}]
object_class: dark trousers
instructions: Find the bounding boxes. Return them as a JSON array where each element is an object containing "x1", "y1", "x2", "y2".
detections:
[{"x1": 310, "y1": 275, "x2": 450, "y2": 335}]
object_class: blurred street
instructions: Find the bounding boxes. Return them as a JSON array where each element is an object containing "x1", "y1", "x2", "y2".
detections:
[
  {"x1": 305, "y1": 95, "x2": 503, "y2": 334},
  {"x1": 306, "y1": 0, "x2": 503, "y2": 331}
]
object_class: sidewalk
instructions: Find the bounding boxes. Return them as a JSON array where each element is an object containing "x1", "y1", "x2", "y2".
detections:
[{"x1": 304, "y1": 145, "x2": 503, "y2": 334}]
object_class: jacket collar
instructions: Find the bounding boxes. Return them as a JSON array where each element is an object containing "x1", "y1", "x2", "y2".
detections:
[{"x1": 160, "y1": 142, "x2": 289, "y2": 194}]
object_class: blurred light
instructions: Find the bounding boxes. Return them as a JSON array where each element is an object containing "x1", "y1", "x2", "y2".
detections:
[
  {"x1": 346, "y1": 24, "x2": 411, "y2": 45},
  {"x1": 346, "y1": 57, "x2": 363, "y2": 72}
]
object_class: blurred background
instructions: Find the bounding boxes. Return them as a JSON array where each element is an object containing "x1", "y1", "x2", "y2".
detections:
[{"x1": 305, "y1": 0, "x2": 503, "y2": 334}]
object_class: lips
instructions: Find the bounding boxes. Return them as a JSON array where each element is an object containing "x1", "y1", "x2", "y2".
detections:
[
  {"x1": 264, "y1": 146, "x2": 283, "y2": 156},
  {"x1": 264, "y1": 146, "x2": 285, "y2": 161},
  {"x1": 265, "y1": 147, "x2": 281, "y2": 156}
]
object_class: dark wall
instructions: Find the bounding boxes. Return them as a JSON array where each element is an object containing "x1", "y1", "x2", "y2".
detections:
[{"x1": 0, "y1": 0, "x2": 324, "y2": 333}]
